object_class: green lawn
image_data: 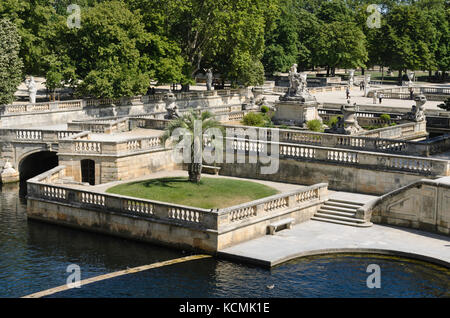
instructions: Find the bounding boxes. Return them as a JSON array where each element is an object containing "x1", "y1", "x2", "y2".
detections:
[{"x1": 106, "y1": 177, "x2": 279, "y2": 209}]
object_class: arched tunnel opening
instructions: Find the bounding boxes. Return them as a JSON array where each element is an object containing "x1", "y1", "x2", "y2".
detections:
[{"x1": 19, "y1": 151, "x2": 58, "y2": 196}]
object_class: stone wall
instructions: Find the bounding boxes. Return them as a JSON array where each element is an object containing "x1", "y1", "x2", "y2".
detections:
[
  {"x1": 0, "y1": 90, "x2": 248, "y2": 128},
  {"x1": 216, "y1": 157, "x2": 431, "y2": 195},
  {"x1": 26, "y1": 167, "x2": 327, "y2": 252},
  {"x1": 371, "y1": 177, "x2": 450, "y2": 235},
  {"x1": 59, "y1": 148, "x2": 178, "y2": 184}
]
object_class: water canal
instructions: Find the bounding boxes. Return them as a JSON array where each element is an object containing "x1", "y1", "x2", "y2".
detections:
[{"x1": 0, "y1": 183, "x2": 448, "y2": 298}]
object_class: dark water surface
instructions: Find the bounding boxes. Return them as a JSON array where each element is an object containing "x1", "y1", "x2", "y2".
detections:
[{"x1": 0, "y1": 183, "x2": 449, "y2": 298}]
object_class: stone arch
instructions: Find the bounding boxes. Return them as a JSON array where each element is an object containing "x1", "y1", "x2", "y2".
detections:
[{"x1": 18, "y1": 150, "x2": 59, "y2": 182}]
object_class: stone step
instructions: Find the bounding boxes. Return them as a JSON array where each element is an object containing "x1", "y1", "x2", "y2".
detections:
[
  {"x1": 323, "y1": 201, "x2": 363, "y2": 210},
  {"x1": 311, "y1": 216, "x2": 373, "y2": 228},
  {"x1": 317, "y1": 208, "x2": 356, "y2": 218},
  {"x1": 327, "y1": 198, "x2": 365, "y2": 206},
  {"x1": 320, "y1": 204, "x2": 358, "y2": 213},
  {"x1": 314, "y1": 212, "x2": 366, "y2": 224}
]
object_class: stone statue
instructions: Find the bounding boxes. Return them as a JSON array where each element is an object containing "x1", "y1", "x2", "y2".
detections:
[
  {"x1": 403, "y1": 94, "x2": 426, "y2": 122},
  {"x1": 325, "y1": 100, "x2": 363, "y2": 135},
  {"x1": 165, "y1": 105, "x2": 181, "y2": 119},
  {"x1": 281, "y1": 64, "x2": 315, "y2": 102},
  {"x1": 348, "y1": 69, "x2": 355, "y2": 87},
  {"x1": 407, "y1": 71, "x2": 414, "y2": 88},
  {"x1": 363, "y1": 74, "x2": 371, "y2": 97},
  {"x1": 205, "y1": 68, "x2": 213, "y2": 91},
  {"x1": 26, "y1": 76, "x2": 37, "y2": 104},
  {"x1": 1, "y1": 160, "x2": 19, "y2": 183},
  {"x1": 163, "y1": 91, "x2": 180, "y2": 119}
]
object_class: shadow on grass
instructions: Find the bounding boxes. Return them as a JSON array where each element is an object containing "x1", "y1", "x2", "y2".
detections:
[{"x1": 124, "y1": 177, "x2": 205, "y2": 189}]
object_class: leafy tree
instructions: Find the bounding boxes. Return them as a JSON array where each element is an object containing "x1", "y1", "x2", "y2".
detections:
[
  {"x1": 263, "y1": 0, "x2": 299, "y2": 74},
  {"x1": 162, "y1": 111, "x2": 223, "y2": 183},
  {"x1": 314, "y1": 21, "x2": 368, "y2": 75},
  {"x1": 71, "y1": 1, "x2": 151, "y2": 98},
  {"x1": 0, "y1": 18, "x2": 23, "y2": 105},
  {"x1": 380, "y1": 3, "x2": 438, "y2": 77}
]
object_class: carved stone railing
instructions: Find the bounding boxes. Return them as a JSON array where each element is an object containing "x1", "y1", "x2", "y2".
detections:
[
  {"x1": 0, "y1": 128, "x2": 83, "y2": 142},
  {"x1": 1, "y1": 89, "x2": 248, "y2": 116},
  {"x1": 368, "y1": 86, "x2": 450, "y2": 101},
  {"x1": 27, "y1": 166, "x2": 217, "y2": 230},
  {"x1": 58, "y1": 135, "x2": 163, "y2": 156},
  {"x1": 28, "y1": 165, "x2": 328, "y2": 233},
  {"x1": 224, "y1": 124, "x2": 437, "y2": 156},
  {"x1": 67, "y1": 118, "x2": 129, "y2": 134},
  {"x1": 218, "y1": 183, "x2": 328, "y2": 229},
  {"x1": 2, "y1": 100, "x2": 83, "y2": 114},
  {"x1": 225, "y1": 137, "x2": 450, "y2": 176}
]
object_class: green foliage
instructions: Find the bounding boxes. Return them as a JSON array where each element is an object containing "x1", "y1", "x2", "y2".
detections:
[
  {"x1": 242, "y1": 112, "x2": 273, "y2": 127},
  {"x1": 380, "y1": 114, "x2": 391, "y2": 122},
  {"x1": 326, "y1": 116, "x2": 341, "y2": 127},
  {"x1": 0, "y1": 18, "x2": 23, "y2": 105},
  {"x1": 306, "y1": 119, "x2": 323, "y2": 132},
  {"x1": 260, "y1": 105, "x2": 270, "y2": 114}
]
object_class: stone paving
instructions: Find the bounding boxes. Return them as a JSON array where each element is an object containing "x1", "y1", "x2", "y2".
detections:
[
  {"x1": 314, "y1": 88, "x2": 443, "y2": 110},
  {"x1": 218, "y1": 220, "x2": 450, "y2": 267}
]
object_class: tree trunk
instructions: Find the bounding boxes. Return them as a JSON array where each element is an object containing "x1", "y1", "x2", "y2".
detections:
[
  {"x1": 361, "y1": 68, "x2": 365, "y2": 75},
  {"x1": 326, "y1": 66, "x2": 330, "y2": 77},
  {"x1": 181, "y1": 83, "x2": 190, "y2": 92},
  {"x1": 188, "y1": 163, "x2": 202, "y2": 183}
]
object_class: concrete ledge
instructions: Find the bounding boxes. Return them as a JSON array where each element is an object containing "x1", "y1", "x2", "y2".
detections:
[{"x1": 218, "y1": 220, "x2": 450, "y2": 268}]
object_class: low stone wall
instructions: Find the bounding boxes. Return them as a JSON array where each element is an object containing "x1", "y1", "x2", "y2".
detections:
[
  {"x1": 67, "y1": 118, "x2": 129, "y2": 134},
  {"x1": 59, "y1": 148, "x2": 177, "y2": 184},
  {"x1": 225, "y1": 123, "x2": 435, "y2": 156},
  {"x1": 213, "y1": 138, "x2": 450, "y2": 195},
  {"x1": 370, "y1": 178, "x2": 450, "y2": 235},
  {"x1": 26, "y1": 166, "x2": 328, "y2": 252},
  {"x1": 0, "y1": 89, "x2": 248, "y2": 128}
]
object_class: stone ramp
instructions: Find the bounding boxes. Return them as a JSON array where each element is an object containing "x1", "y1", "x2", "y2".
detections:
[
  {"x1": 312, "y1": 192, "x2": 378, "y2": 227},
  {"x1": 217, "y1": 220, "x2": 450, "y2": 268}
]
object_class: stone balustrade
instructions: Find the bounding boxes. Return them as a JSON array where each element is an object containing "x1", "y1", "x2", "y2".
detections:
[
  {"x1": 218, "y1": 183, "x2": 328, "y2": 229},
  {"x1": 2, "y1": 100, "x2": 83, "y2": 114},
  {"x1": 0, "y1": 128, "x2": 82, "y2": 142},
  {"x1": 368, "y1": 86, "x2": 450, "y2": 101},
  {"x1": 224, "y1": 124, "x2": 435, "y2": 156},
  {"x1": 27, "y1": 165, "x2": 328, "y2": 234},
  {"x1": 58, "y1": 135, "x2": 163, "y2": 156},
  {"x1": 68, "y1": 118, "x2": 129, "y2": 134},
  {"x1": 225, "y1": 137, "x2": 450, "y2": 176},
  {"x1": 1, "y1": 89, "x2": 248, "y2": 116}
]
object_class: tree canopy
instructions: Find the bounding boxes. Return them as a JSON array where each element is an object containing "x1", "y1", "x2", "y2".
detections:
[{"x1": 0, "y1": 0, "x2": 448, "y2": 100}]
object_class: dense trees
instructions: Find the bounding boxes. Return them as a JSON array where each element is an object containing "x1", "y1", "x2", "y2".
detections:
[
  {"x1": 0, "y1": 18, "x2": 23, "y2": 104},
  {"x1": 0, "y1": 0, "x2": 448, "y2": 100}
]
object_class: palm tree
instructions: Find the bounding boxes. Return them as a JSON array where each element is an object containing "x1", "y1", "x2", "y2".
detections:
[{"x1": 162, "y1": 110, "x2": 223, "y2": 183}]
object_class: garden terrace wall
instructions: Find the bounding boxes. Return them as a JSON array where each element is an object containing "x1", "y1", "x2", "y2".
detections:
[
  {"x1": 0, "y1": 89, "x2": 249, "y2": 128},
  {"x1": 27, "y1": 166, "x2": 328, "y2": 252},
  {"x1": 224, "y1": 124, "x2": 439, "y2": 156},
  {"x1": 369, "y1": 178, "x2": 450, "y2": 235},
  {"x1": 213, "y1": 138, "x2": 450, "y2": 195}
]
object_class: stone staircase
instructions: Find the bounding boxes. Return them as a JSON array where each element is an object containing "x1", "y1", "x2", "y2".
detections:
[{"x1": 312, "y1": 198, "x2": 373, "y2": 227}]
